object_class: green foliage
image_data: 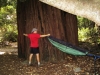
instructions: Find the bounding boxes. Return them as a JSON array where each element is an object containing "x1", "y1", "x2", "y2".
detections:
[
  {"x1": 0, "y1": 0, "x2": 16, "y2": 8},
  {"x1": 0, "y1": 5, "x2": 16, "y2": 26},
  {"x1": 77, "y1": 16, "x2": 95, "y2": 29},
  {"x1": 78, "y1": 16, "x2": 100, "y2": 44},
  {"x1": 0, "y1": 0, "x2": 17, "y2": 42},
  {"x1": 0, "y1": 0, "x2": 7, "y2": 8},
  {"x1": 1, "y1": 24, "x2": 18, "y2": 42},
  {"x1": 7, "y1": 0, "x2": 17, "y2": 8},
  {"x1": 3, "y1": 31, "x2": 18, "y2": 42},
  {"x1": 78, "y1": 28, "x2": 90, "y2": 41}
]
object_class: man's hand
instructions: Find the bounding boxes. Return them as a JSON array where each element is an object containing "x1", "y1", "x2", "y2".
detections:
[
  {"x1": 40, "y1": 34, "x2": 50, "y2": 37},
  {"x1": 23, "y1": 34, "x2": 28, "y2": 36},
  {"x1": 47, "y1": 34, "x2": 50, "y2": 36}
]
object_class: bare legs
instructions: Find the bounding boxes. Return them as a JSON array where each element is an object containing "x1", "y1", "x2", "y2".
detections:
[
  {"x1": 29, "y1": 53, "x2": 40, "y2": 65},
  {"x1": 29, "y1": 54, "x2": 33, "y2": 65},
  {"x1": 36, "y1": 53, "x2": 40, "y2": 65},
  {"x1": 36, "y1": 53, "x2": 40, "y2": 63}
]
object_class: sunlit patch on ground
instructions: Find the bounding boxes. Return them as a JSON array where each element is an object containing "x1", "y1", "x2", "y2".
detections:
[
  {"x1": 0, "y1": 51, "x2": 5, "y2": 55},
  {"x1": 0, "y1": 47, "x2": 18, "y2": 55}
]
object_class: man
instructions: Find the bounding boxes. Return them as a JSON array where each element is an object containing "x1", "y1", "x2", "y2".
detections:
[{"x1": 23, "y1": 28, "x2": 50, "y2": 66}]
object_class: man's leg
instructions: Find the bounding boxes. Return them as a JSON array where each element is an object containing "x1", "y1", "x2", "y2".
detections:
[
  {"x1": 36, "y1": 53, "x2": 40, "y2": 65},
  {"x1": 29, "y1": 54, "x2": 33, "y2": 65}
]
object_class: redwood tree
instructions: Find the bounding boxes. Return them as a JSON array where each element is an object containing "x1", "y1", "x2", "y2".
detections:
[{"x1": 17, "y1": 0, "x2": 78, "y2": 61}]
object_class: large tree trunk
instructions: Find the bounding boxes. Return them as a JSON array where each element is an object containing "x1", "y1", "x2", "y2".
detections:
[
  {"x1": 17, "y1": 1, "x2": 27, "y2": 58},
  {"x1": 40, "y1": 0, "x2": 100, "y2": 26},
  {"x1": 17, "y1": 0, "x2": 78, "y2": 61}
]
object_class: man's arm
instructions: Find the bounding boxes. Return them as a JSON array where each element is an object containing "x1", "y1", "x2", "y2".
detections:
[
  {"x1": 40, "y1": 34, "x2": 50, "y2": 37},
  {"x1": 23, "y1": 34, "x2": 28, "y2": 36}
]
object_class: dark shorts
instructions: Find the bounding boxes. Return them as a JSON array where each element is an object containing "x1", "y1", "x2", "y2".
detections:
[{"x1": 30, "y1": 47, "x2": 39, "y2": 54}]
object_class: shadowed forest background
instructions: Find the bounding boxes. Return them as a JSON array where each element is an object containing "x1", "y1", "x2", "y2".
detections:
[{"x1": 0, "y1": 0, "x2": 100, "y2": 75}]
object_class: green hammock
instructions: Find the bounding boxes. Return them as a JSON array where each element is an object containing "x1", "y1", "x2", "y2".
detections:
[
  {"x1": 48, "y1": 36, "x2": 100, "y2": 74},
  {"x1": 48, "y1": 37, "x2": 87, "y2": 55},
  {"x1": 48, "y1": 36, "x2": 100, "y2": 58}
]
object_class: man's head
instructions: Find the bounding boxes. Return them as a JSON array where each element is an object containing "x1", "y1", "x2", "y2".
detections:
[{"x1": 31, "y1": 28, "x2": 37, "y2": 33}]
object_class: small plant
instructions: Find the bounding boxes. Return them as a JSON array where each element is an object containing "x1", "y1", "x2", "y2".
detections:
[
  {"x1": 78, "y1": 16, "x2": 100, "y2": 45},
  {"x1": 78, "y1": 28, "x2": 90, "y2": 41},
  {"x1": 3, "y1": 31, "x2": 18, "y2": 42}
]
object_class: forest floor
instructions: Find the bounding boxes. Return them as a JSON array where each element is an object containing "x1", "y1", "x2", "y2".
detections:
[{"x1": 0, "y1": 43, "x2": 100, "y2": 75}]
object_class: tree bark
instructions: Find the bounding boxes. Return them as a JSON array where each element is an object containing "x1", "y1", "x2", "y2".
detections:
[
  {"x1": 40, "y1": 0, "x2": 100, "y2": 26},
  {"x1": 17, "y1": 0, "x2": 27, "y2": 58},
  {"x1": 17, "y1": 0, "x2": 78, "y2": 61}
]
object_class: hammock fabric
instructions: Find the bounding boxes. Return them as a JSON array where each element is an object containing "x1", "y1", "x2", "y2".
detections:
[
  {"x1": 48, "y1": 36, "x2": 100, "y2": 58},
  {"x1": 48, "y1": 36, "x2": 100, "y2": 74}
]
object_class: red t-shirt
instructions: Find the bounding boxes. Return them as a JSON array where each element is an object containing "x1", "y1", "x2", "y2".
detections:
[{"x1": 28, "y1": 33, "x2": 40, "y2": 47}]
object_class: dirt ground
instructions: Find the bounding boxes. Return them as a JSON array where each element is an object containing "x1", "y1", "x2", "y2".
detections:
[{"x1": 0, "y1": 46, "x2": 100, "y2": 75}]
